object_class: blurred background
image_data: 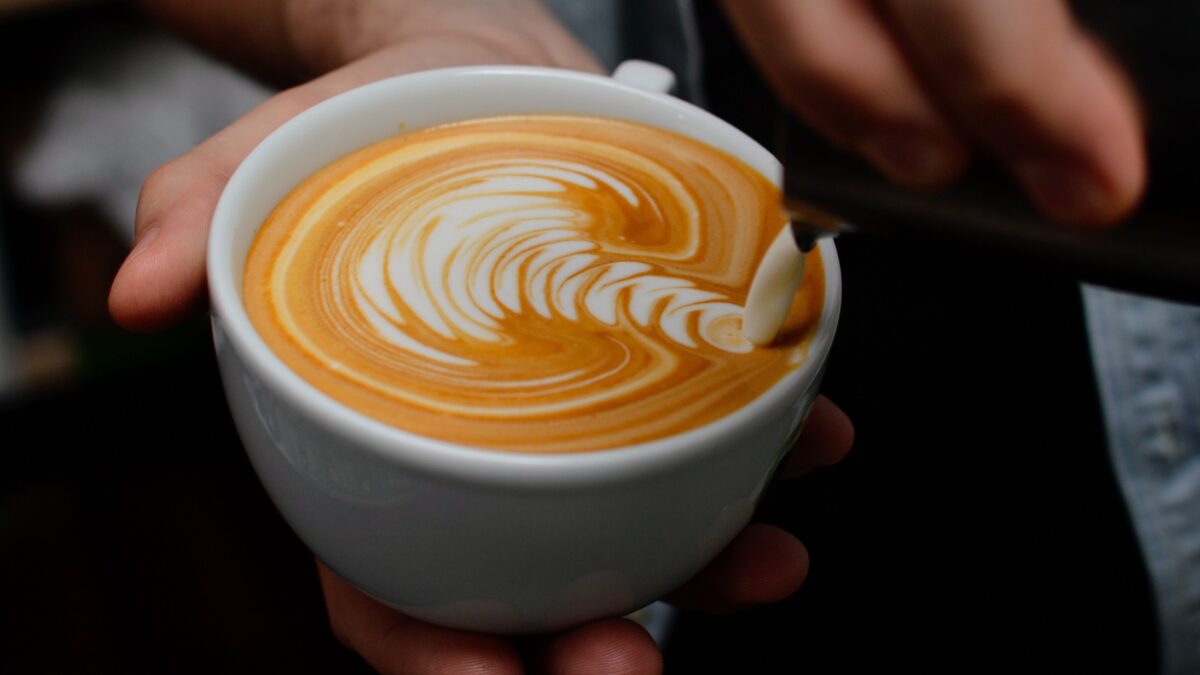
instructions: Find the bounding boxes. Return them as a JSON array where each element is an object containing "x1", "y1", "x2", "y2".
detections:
[{"x1": 0, "y1": 1, "x2": 1162, "y2": 673}]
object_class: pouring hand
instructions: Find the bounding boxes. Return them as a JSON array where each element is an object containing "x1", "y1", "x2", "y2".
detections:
[{"x1": 722, "y1": 0, "x2": 1145, "y2": 227}]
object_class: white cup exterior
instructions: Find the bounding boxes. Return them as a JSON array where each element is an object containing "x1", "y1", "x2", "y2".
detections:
[{"x1": 208, "y1": 62, "x2": 842, "y2": 634}]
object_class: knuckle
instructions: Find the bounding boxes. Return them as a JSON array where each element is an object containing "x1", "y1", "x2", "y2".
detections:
[
  {"x1": 779, "y1": 42, "x2": 854, "y2": 102},
  {"x1": 136, "y1": 159, "x2": 187, "y2": 226},
  {"x1": 139, "y1": 161, "x2": 177, "y2": 201},
  {"x1": 775, "y1": 44, "x2": 929, "y2": 147},
  {"x1": 960, "y1": 61, "x2": 1046, "y2": 121},
  {"x1": 776, "y1": 56, "x2": 868, "y2": 145}
]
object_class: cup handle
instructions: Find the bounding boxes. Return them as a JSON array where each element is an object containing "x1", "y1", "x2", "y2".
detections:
[{"x1": 611, "y1": 60, "x2": 676, "y2": 95}]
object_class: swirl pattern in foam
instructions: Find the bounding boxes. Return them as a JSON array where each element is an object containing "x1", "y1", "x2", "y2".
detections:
[{"x1": 244, "y1": 115, "x2": 824, "y2": 453}]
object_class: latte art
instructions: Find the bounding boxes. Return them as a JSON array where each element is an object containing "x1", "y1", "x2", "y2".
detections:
[
  {"x1": 340, "y1": 156, "x2": 750, "y2": 364},
  {"x1": 245, "y1": 115, "x2": 824, "y2": 452}
]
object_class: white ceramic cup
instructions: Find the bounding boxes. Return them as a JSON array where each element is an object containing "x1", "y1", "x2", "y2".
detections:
[{"x1": 208, "y1": 61, "x2": 842, "y2": 634}]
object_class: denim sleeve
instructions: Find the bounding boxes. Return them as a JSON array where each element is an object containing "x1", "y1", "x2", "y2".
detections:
[{"x1": 1083, "y1": 285, "x2": 1200, "y2": 675}]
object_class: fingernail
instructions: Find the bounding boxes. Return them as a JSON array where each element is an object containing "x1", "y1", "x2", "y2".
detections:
[
  {"x1": 1015, "y1": 161, "x2": 1111, "y2": 225},
  {"x1": 129, "y1": 227, "x2": 160, "y2": 260},
  {"x1": 859, "y1": 134, "x2": 955, "y2": 186}
]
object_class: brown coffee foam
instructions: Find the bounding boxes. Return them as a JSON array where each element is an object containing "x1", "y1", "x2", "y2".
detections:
[{"x1": 244, "y1": 115, "x2": 824, "y2": 453}]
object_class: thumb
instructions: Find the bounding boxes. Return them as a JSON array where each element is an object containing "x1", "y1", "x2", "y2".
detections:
[
  {"x1": 108, "y1": 87, "x2": 318, "y2": 331},
  {"x1": 108, "y1": 159, "x2": 223, "y2": 331}
]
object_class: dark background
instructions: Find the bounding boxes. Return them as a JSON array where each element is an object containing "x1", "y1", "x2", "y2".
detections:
[{"x1": 1, "y1": 2, "x2": 1159, "y2": 673}]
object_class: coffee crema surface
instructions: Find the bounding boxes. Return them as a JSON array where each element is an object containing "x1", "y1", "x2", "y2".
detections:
[{"x1": 244, "y1": 115, "x2": 824, "y2": 453}]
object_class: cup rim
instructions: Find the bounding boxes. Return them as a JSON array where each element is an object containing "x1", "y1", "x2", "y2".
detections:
[{"x1": 208, "y1": 64, "x2": 842, "y2": 489}]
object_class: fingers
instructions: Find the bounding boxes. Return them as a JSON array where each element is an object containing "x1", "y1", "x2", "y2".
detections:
[
  {"x1": 657, "y1": 400, "x2": 846, "y2": 610},
  {"x1": 313, "y1": 393, "x2": 838, "y2": 671},
  {"x1": 665, "y1": 523, "x2": 809, "y2": 614},
  {"x1": 318, "y1": 562, "x2": 523, "y2": 675},
  {"x1": 528, "y1": 618, "x2": 663, "y2": 675},
  {"x1": 320, "y1": 562, "x2": 663, "y2": 675},
  {"x1": 722, "y1": 0, "x2": 1146, "y2": 226},
  {"x1": 318, "y1": 523, "x2": 809, "y2": 672},
  {"x1": 779, "y1": 395, "x2": 854, "y2": 479},
  {"x1": 721, "y1": 0, "x2": 969, "y2": 188},
  {"x1": 880, "y1": 0, "x2": 1144, "y2": 226}
]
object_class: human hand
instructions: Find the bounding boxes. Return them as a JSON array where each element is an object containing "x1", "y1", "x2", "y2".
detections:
[
  {"x1": 318, "y1": 395, "x2": 853, "y2": 675},
  {"x1": 721, "y1": 0, "x2": 1145, "y2": 227}
]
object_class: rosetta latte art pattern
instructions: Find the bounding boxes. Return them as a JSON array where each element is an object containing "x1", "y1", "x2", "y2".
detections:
[{"x1": 245, "y1": 115, "x2": 824, "y2": 452}]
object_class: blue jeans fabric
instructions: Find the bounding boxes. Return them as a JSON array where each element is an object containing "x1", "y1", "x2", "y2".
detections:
[{"x1": 1084, "y1": 286, "x2": 1200, "y2": 675}]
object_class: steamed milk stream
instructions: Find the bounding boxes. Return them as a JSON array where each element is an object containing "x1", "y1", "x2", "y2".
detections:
[{"x1": 244, "y1": 115, "x2": 823, "y2": 453}]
